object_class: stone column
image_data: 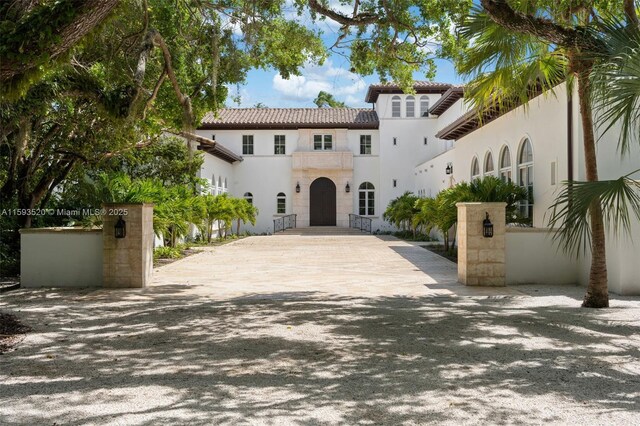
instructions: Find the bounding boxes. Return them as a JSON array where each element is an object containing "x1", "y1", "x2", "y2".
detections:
[
  {"x1": 457, "y1": 202, "x2": 506, "y2": 286},
  {"x1": 102, "y1": 203, "x2": 154, "y2": 288}
]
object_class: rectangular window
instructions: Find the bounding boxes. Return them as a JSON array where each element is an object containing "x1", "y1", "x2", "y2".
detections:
[
  {"x1": 423, "y1": 137, "x2": 428, "y2": 145},
  {"x1": 274, "y1": 135, "x2": 286, "y2": 155},
  {"x1": 360, "y1": 135, "x2": 372, "y2": 155},
  {"x1": 242, "y1": 135, "x2": 254, "y2": 155},
  {"x1": 393, "y1": 179, "x2": 397, "y2": 188},
  {"x1": 277, "y1": 198, "x2": 286, "y2": 214},
  {"x1": 551, "y1": 161, "x2": 557, "y2": 185},
  {"x1": 211, "y1": 134, "x2": 216, "y2": 141},
  {"x1": 313, "y1": 134, "x2": 333, "y2": 151},
  {"x1": 393, "y1": 137, "x2": 397, "y2": 146}
]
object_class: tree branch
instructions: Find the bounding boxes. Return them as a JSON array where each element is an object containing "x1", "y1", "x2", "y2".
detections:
[
  {"x1": 480, "y1": 0, "x2": 604, "y2": 53},
  {"x1": 307, "y1": 0, "x2": 380, "y2": 26},
  {"x1": 0, "y1": 0, "x2": 119, "y2": 83}
]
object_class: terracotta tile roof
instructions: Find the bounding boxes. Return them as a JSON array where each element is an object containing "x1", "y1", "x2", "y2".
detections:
[
  {"x1": 199, "y1": 108, "x2": 379, "y2": 130},
  {"x1": 364, "y1": 81, "x2": 452, "y2": 103},
  {"x1": 429, "y1": 86, "x2": 465, "y2": 116},
  {"x1": 168, "y1": 131, "x2": 242, "y2": 163}
]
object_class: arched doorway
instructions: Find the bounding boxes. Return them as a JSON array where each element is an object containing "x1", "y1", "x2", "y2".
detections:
[{"x1": 310, "y1": 177, "x2": 336, "y2": 226}]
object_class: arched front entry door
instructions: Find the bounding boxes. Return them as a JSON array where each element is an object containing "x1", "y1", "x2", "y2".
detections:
[{"x1": 310, "y1": 177, "x2": 336, "y2": 226}]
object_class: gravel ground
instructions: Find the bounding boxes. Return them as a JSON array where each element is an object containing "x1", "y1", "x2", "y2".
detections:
[
  {"x1": 1, "y1": 286, "x2": 639, "y2": 425},
  {"x1": 1, "y1": 235, "x2": 639, "y2": 425}
]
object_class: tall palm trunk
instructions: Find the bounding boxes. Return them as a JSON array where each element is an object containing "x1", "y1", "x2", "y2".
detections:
[{"x1": 576, "y1": 66, "x2": 609, "y2": 308}]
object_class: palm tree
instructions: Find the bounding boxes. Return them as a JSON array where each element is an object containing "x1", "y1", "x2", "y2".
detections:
[
  {"x1": 232, "y1": 198, "x2": 258, "y2": 235},
  {"x1": 383, "y1": 192, "x2": 420, "y2": 235},
  {"x1": 458, "y1": 3, "x2": 640, "y2": 308},
  {"x1": 547, "y1": 15, "x2": 640, "y2": 260},
  {"x1": 467, "y1": 176, "x2": 528, "y2": 223}
]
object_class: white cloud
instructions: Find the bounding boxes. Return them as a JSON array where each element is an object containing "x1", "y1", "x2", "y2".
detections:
[{"x1": 272, "y1": 60, "x2": 368, "y2": 106}]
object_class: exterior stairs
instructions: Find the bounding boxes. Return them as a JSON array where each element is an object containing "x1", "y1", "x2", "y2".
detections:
[{"x1": 276, "y1": 226, "x2": 370, "y2": 236}]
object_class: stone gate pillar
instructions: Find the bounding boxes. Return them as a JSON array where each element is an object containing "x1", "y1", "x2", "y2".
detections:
[
  {"x1": 102, "y1": 203, "x2": 154, "y2": 288},
  {"x1": 456, "y1": 202, "x2": 506, "y2": 286}
]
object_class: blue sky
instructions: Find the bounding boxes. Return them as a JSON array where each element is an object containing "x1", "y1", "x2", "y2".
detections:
[{"x1": 225, "y1": 5, "x2": 465, "y2": 109}]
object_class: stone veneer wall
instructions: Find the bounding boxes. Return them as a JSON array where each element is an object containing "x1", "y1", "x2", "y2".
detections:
[
  {"x1": 102, "y1": 203, "x2": 154, "y2": 288},
  {"x1": 291, "y1": 151, "x2": 354, "y2": 228},
  {"x1": 457, "y1": 202, "x2": 506, "y2": 286}
]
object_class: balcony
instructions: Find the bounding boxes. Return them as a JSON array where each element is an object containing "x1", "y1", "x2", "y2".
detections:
[{"x1": 292, "y1": 151, "x2": 353, "y2": 170}]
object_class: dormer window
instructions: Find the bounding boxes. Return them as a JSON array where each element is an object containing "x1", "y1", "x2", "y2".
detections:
[
  {"x1": 420, "y1": 96, "x2": 430, "y2": 117},
  {"x1": 406, "y1": 96, "x2": 415, "y2": 118},
  {"x1": 391, "y1": 96, "x2": 401, "y2": 117}
]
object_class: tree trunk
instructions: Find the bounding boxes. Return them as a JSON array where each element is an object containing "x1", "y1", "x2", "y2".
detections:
[
  {"x1": 576, "y1": 67, "x2": 609, "y2": 308},
  {"x1": 0, "y1": 0, "x2": 119, "y2": 83}
]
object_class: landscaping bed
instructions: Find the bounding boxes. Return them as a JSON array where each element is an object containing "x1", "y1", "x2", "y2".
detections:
[
  {"x1": 0, "y1": 312, "x2": 31, "y2": 354},
  {"x1": 422, "y1": 244, "x2": 458, "y2": 263}
]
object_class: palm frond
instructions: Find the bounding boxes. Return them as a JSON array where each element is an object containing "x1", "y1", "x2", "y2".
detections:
[
  {"x1": 547, "y1": 171, "x2": 640, "y2": 257},
  {"x1": 589, "y1": 16, "x2": 640, "y2": 154},
  {"x1": 457, "y1": 7, "x2": 569, "y2": 115}
]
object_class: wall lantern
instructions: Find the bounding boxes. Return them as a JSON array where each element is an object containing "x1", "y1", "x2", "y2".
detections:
[
  {"x1": 114, "y1": 215, "x2": 126, "y2": 239},
  {"x1": 296, "y1": 182, "x2": 301, "y2": 193},
  {"x1": 445, "y1": 163, "x2": 453, "y2": 175},
  {"x1": 345, "y1": 182, "x2": 350, "y2": 193},
  {"x1": 482, "y1": 212, "x2": 493, "y2": 238}
]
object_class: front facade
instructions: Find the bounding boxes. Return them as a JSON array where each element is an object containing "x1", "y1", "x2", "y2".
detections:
[
  {"x1": 194, "y1": 82, "x2": 454, "y2": 233},
  {"x1": 194, "y1": 81, "x2": 640, "y2": 295}
]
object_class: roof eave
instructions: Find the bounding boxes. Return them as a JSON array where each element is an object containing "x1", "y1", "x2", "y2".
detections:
[
  {"x1": 198, "y1": 123, "x2": 379, "y2": 130},
  {"x1": 364, "y1": 84, "x2": 452, "y2": 103}
]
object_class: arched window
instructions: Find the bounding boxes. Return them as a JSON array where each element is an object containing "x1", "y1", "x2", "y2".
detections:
[
  {"x1": 420, "y1": 96, "x2": 430, "y2": 117},
  {"x1": 211, "y1": 174, "x2": 216, "y2": 195},
  {"x1": 218, "y1": 176, "x2": 223, "y2": 194},
  {"x1": 499, "y1": 146, "x2": 512, "y2": 182},
  {"x1": 406, "y1": 96, "x2": 415, "y2": 118},
  {"x1": 276, "y1": 192, "x2": 286, "y2": 214},
  {"x1": 359, "y1": 182, "x2": 375, "y2": 215},
  {"x1": 471, "y1": 156, "x2": 480, "y2": 180},
  {"x1": 518, "y1": 138, "x2": 534, "y2": 221},
  {"x1": 391, "y1": 96, "x2": 401, "y2": 118},
  {"x1": 244, "y1": 192, "x2": 253, "y2": 205},
  {"x1": 484, "y1": 151, "x2": 495, "y2": 176},
  {"x1": 223, "y1": 178, "x2": 228, "y2": 193}
]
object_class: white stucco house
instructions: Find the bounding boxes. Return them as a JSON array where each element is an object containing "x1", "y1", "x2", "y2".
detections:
[{"x1": 193, "y1": 81, "x2": 640, "y2": 294}]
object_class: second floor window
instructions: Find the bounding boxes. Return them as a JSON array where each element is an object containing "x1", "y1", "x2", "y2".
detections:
[
  {"x1": 314, "y1": 134, "x2": 333, "y2": 151},
  {"x1": 360, "y1": 135, "x2": 372, "y2": 155},
  {"x1": 406, "y1": 96, "x2": 415, "y2": 117},
  {"x1": 391, "y1": 95, "x2": 401, "y2": 117},
  {"x1": 242, "y1": 135, "x2": 254, "y2": 155},
  {"x1": 420, "y1": 96, "x2": 430, "y2": 117},
  {"x1": 274, "y1": 135, "x2": 285, "y2": 155}
]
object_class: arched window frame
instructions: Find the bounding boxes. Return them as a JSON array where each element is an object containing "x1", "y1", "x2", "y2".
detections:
[
  {"x1": 223, "y1": 178, "x2": 228, "y2": 193},
  {"x1": 391, "y1": 95, "x2": 401, "y2": 118},
  {"x1": 406, "y1": 95, "x2": 415, "y2": 118},
  {"x1": 420, "y1": 96, "x2": 430, "y2": 117},
  {"x1": 471, "y1": 156, "x2": 480, "y2": 180},
  {"x1": 211, "y1": 174, "x2": 216, "y2": 195},
  {"x1": 499, "y1": 145, "x2": 512, "y2": 182},
  {"x1": 484, "y1": 151, "x2": 495, "y2": 176},
  {"x1": 517, "y1": 138, "x2": 534, "y2": 222},
  {"x1": 244, "y1": 192, "x2": 253, "y2": 205},
  {"x1": 358, "y1": 182, "x2": 375, "y2": 216},
  {"x1": 276, "y1": 192, "x2": 286, "y2": 214}
]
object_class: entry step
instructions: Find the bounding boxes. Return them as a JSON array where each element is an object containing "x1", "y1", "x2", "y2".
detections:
[{"x1": 276, "y1": 227, "x2": 370, "y2": 236}]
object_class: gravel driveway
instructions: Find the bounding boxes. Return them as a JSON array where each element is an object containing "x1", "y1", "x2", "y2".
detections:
[{"x1": 1, "y1": 234, "x2": 639, "y2": 425}]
